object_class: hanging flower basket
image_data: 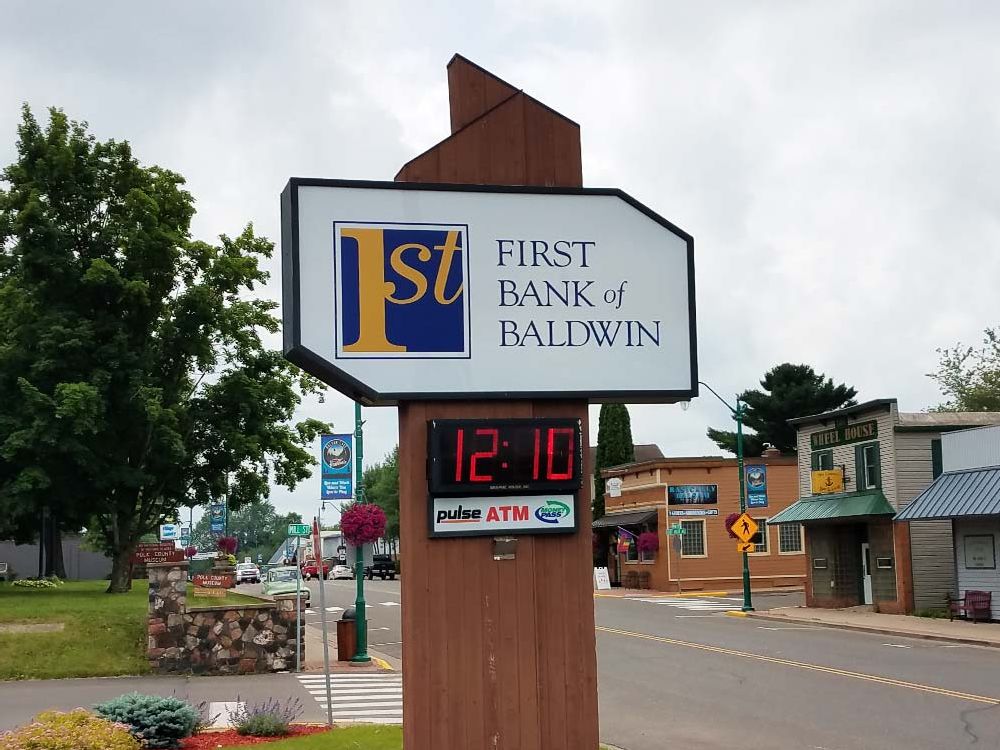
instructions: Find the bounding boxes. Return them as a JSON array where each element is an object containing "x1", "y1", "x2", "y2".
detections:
[
  {"x1": 637, "y1": 531, "x2": 659, "y2": 554},
  {"x1": 216, "y1": 536, "x2": 238, "y2": 556},
  {"x1": 725, "y1": 513, "x2": 741, "y2": 540},
  {"x1": 340, "y1": 502, "x2": 387, "y2": 546}
]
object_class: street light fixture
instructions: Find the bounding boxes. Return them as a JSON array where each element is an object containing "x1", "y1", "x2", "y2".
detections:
[{"x1": 698, "y1": 381, "x2": 754, "y2": 612}]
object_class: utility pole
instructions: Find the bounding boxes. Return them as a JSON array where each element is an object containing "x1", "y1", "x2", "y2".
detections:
[{"x1": 352, "y1": 400, "x2": 371, "y2": 664}]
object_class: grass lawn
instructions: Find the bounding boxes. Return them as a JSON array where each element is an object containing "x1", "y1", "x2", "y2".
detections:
[
  {"x1": 215, "y1": 728, "x2": 612, "y2": 749},
  {"x1": 0, "y1": 580, "x2": 269, "y2": 680}
]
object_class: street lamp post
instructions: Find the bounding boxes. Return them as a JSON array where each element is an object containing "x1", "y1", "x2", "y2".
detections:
[
  {"x1": 352, "y1": 400, "x2": 371, "y2": 664},
  {"x1": 698, "y1": 381, "x2": 754, "y2": 612}
]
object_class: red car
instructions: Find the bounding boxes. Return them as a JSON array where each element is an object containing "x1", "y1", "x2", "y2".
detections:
[{"x1": 300, "y1": 559, "x2": 330, "y2": 580}]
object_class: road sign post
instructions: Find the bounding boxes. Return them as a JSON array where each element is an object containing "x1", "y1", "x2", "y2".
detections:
[{"x1": 281, "y1": 55, "x2": 698, "y2": 750}]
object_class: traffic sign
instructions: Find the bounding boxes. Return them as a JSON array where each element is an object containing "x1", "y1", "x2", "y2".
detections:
[
  {"x1": 731, "y1": 513, "x2": 758, "y2": 543},
  {"x1": 667, "y1": 524, "x2": 686, "y2": 536},
  {"x1": 737, "y1": 542, "x2": 755, "y2": 553},
  {"x1": 288, "y1": 523, "x2": 311, "y2": 537}
]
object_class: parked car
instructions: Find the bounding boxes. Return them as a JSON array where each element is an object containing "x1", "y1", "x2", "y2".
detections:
[
  {"x1": 235, "y1": 562, "x2": 261, "y2": 584},
  {"x1": 262, "y1": 566, "x2": 310, "y2": 601},
  {"x1": 300, "y1": 558, "x2": 331, "y2": 580},
  {"x1": 331, "y1": 563, "x2": 354, "y2": 580},
  {"x1": 365, "y1": 554, "x2": 396, "y2": 580}
]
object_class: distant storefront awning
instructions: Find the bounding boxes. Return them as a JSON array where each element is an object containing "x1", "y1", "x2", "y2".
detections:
[
  {"x1": 895, "y1": 466, "x2": 1000, "y2": 521},
  {"x1": 768, "y1": 491, "x2": 895, "y2": 525},
  {"x1": 592, "y1": 509, "x2": 658, "y2": 529}
]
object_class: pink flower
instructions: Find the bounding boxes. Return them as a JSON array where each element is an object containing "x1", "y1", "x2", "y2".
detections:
[{"x1": 340, "y1": 503, "x2": 387, "y2": 546}]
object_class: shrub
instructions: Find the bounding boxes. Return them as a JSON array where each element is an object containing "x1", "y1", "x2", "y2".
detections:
[
  {"x1": 228, "y1": 697, "x2": 303, "y2": 737},
  {"x1": 94, "y1": 693, "x2": 198, "y2": 749},
  {"x1": 0, "y1": 709, "x2": 139, "y2": 750}
]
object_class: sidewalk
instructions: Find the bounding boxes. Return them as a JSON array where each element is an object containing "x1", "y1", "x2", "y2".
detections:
[
  {"x1": 595, "y1": 585, "x2": 802, "y2": 598},
  {"x1": 302, "y1": 622, "x2": 399, "y2": 672},
  {"x1": 749, "y1": 606, "x2": 1000, "y2": 647}
]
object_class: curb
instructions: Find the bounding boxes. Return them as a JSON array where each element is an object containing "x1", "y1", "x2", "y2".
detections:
[
  {"x1": 725, "y1": 611, "x2": 749, "y2": 618},
  {"x1": 745, "y1": 611, "x2": 1000, "y2": 648}
]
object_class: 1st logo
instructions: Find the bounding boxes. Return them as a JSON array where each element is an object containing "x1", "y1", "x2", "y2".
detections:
[{"x1": 335, "y1": 222, "x2": 470, "y2": 358}]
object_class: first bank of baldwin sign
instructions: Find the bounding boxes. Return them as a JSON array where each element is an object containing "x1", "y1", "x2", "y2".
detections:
[{"x1": 281, "y1": 179, "x2": 697, "y2": 404}]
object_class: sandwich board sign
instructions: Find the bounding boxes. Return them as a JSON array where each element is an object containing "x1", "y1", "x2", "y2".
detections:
[{"x1": 281, "y1": 179, "x2": 697, "y2": 405}]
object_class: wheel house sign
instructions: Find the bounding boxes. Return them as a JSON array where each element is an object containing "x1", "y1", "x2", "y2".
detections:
[{"x1": 281, "y1": 179, "x2": 697, "y2": 405}]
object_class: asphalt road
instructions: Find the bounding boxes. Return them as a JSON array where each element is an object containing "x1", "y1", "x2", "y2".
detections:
[{"x1": 4, "y1": 585, "x2": 1000, "y2": 748}]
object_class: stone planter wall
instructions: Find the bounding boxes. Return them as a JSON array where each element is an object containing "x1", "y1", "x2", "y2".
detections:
[{"x1": 147, "y1": 561, "x2": 305, "y2": 675}]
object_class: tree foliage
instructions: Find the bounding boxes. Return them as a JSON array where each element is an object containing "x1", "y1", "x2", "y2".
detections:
[
  {"x1": 593, "y1": 404, "x2": 635, "y2": 519},
  {"x1": 930, "y1": 327, "x2": 1000, "y2": 412},
  {"x1": 0, "y1": 106, "x2": 329, "y2": 591},
  {"x1": 188, "y1": 498, "x2": 302, "y2": 562},
  {"x1": 707, "y1": 363, "x2": 857, "y2": 456},
  {"x1": 363, "y1": 446, "x2": 399, "y2": 543}
]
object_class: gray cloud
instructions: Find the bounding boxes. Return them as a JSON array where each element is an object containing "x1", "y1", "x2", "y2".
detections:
[{"x1": 3, "y1": 1, "x2": 998, "y2": 523}]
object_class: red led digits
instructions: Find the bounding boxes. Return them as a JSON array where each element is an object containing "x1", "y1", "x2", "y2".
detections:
[
  {"x1": 469, "y1": 428, "x2": 499, "y2": 482},
  {"x1": 545, "y1": 427, "x2": 574, "y2": 480}
]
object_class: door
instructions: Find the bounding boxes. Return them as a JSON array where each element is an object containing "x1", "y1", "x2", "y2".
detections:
[{"x1": 861, "y1": 542, "x2": 873, "y2": 604}]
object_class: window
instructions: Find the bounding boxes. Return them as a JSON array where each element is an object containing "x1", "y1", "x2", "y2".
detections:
[
  {"x1": 811, "y1": 449, "x2": 834, "y2": 471},
  {"x1": 779, "y1": 523, "x2": 804, "y2": 554},
  {"x1": 931, "y1": 439, "x2": 943, "y2": 479},
  {"x1": 856, "y1": 442, "x2": 881, "y2": 490},
  {"x1": 625, "y1": 535, "x2": 639, "y2": 562},
  {"x1": 640, "y1": 544, "x2": 656, "y2": 563},
  {"x1": 680, "y1": 520, "x2": 705, "y2": 557},
  {"x1": 750, "y1": 518, "x2": 768, "y2": 554}
]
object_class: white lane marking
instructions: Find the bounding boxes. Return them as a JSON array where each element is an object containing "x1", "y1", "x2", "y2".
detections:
[
  {"x1": 296, "y1": 672, "x2": 403, "y2": 724},
  {"x1": 325, "y1": 606, "x2": 343, "y2": 612},
  {"x1": 374, "y1": 627, "x2": 391, "y2": 631},
  {"x1": 305, "y1": 608, "x2": 317, "y2": 614},
  {"x1": 757, "y1": 626, "x2": 821, "y2": 631},
  {"x1": 380, "y1": 601, "x2": 401, "y2": 606},
  {"x1": 883, "y1": 644, "x2": 912, "y2": 649}
]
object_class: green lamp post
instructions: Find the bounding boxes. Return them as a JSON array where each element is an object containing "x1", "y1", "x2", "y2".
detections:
[
  {"x1": 699, "y1": 381, "x2": 754, "y2": 613},
  {"x1": 351, "y1": 400, "x2": 371, "y2": 663}
]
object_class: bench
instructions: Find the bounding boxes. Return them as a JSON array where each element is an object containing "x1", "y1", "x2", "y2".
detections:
[{"x1": 948, "y1": 590, "x2": 993, "y2": 623}]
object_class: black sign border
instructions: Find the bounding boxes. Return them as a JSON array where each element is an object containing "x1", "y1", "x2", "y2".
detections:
[{"x1": 281, "y1": 178, "x2": 698, "y2": 405}]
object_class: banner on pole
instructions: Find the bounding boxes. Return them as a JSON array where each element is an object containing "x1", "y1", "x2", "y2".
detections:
[
  {"x1": 320, "y1": 434, "x2": 354, "y2": 500},
  {"x1": 209, "y1": 502, "x2": 227, "y2": 537}
]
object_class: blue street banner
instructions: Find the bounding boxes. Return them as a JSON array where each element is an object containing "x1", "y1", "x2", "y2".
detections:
[
  {"x1": 209, "y1": 502, "x2": 227, "y2": 537},
  {"x1": 321, "y1": 433, "x2": 354, "y2": 500},
  {"x1": 746, "y1": 464, "x2": 768, "y2": 508}
]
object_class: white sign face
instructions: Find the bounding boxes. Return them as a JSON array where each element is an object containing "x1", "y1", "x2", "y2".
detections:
[
  {"x1": 594, "y1": 567, "x2": 611, "y2": 590},
  {"x1": 282, "y1": 179, "x2": 697, "y2": 404},
  {"x1": 159, "y1": 524, "x2": 180, "y2": 541},
  {"x1": 430, "y1": 495, "x2": 576, "y2": 537},
  {"x1": 607, "y1": 477, "x2": 623, "y2": 498}
]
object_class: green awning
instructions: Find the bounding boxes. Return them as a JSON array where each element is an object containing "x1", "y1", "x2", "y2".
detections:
[{"x1": 768, "y1": 491, "x2": 895, "y2": 524}]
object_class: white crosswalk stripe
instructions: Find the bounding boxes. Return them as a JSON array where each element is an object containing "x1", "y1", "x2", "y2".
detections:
[
  {"x1": 380, "y1": 601, "x2": 400, "y2": 607},
  {"x1": 297, "y1": 673, "x2": 402, "y2": 724},
  {"x1": 630, "y1": 597, "x2": 740, "y2": 613}
]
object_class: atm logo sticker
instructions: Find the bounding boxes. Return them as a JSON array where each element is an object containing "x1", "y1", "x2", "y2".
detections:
[
  {"x1": 535, "y1": 499, "x2": 572, "y2": 524},
  {"x1": 335, "y1": 222, "x2": 470, "y2": 359}
]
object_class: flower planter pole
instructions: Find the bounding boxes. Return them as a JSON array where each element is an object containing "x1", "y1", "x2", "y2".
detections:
[{"x1": 352, "y1": 400, "x2": 371, "y2": 664}]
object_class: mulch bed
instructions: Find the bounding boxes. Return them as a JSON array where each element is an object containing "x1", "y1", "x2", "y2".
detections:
[{"x1": 180, "y1": 726, "x2": 328, "y2": 748}]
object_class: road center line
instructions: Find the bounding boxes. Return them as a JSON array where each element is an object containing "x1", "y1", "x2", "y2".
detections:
[{"x1": 595, "y1": 626, "x2": 1000, "y2": 705}]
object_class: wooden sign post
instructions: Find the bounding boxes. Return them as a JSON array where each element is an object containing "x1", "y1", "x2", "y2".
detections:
[{"x1": 282, "y1": 54, "x2": 697, "y2": 750}]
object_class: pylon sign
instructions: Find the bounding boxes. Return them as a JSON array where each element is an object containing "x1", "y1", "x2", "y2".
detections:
[{"x1": 281, "y1": 179, "x2": 697, "y2": 405}]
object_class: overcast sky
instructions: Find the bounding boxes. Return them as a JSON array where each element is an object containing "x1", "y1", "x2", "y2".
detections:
[{"x1": 3, "y1": 1, "x2": 998, "y2": 524}]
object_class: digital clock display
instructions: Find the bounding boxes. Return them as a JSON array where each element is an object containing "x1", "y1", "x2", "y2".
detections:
[{"x1": 428, "y1": 418, "x2": 583, "y2": 495}]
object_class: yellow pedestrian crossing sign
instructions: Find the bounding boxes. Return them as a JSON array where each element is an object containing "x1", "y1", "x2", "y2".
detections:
[
  {"x1": 737, "y1": 541, "x2": 755, "y2": 553},
  {"x1": 732, "y1": 513, "x2": 758, "y2": 543}
]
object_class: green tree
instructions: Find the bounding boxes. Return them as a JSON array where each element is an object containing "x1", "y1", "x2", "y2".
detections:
[
  {"x1": 364, "y1": 446, "x2": 399, "y2": 548},
  {"x1": 707, "y1": 363, "x2": 857, "y2": 456},
  {"x1": 593, "y1": 404, "x2": 635, "y2": 519},
  {"x1": 188, "y1": 499, "x2": 302, "y2": 561},
  {"x1": 0, "y1": 106, "x2": 329, "y2": 592},
  {"x1": 930, "y1": 327, "x2": 1000, "y2": 411}
]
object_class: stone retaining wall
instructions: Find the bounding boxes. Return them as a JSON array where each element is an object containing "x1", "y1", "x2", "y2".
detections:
[{"x1": 147, "y1": 561, "x2": 304, "y2": 674}]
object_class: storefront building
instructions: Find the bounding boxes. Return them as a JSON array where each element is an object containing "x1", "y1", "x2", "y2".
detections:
[
  {"x1": 897, "y1": 424, "x2": 1000, "y2": 619},
  {"x1": 594, "y1": 455, "x2": 806, "y2": 592},
  {"x1": 769, "y1": 398, "x2": 1000, "y2": 613}
]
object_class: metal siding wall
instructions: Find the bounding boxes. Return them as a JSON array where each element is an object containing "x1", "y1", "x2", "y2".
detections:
[
  {"x1": 0, "y1": 536, "x2": 112, "y2": 580},
  {"x1": 943, "y1": 425, "x2": 1000, "y2": 472},
  {"x1": 894, "y1": 431, "x2": 957, "y2": 609},
  {"x1": 954, "y1": 518, "x2": 1000, "y2": 619}
]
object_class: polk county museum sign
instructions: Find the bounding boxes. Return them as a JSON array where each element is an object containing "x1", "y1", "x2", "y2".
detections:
[{"x1": 282, "y1": 179, "x2": 697, "y2": 405}]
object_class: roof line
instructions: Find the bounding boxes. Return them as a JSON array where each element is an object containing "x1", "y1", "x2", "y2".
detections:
[{"x1": 788, "y1": 398, "x2": 897, "y2": 426}]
